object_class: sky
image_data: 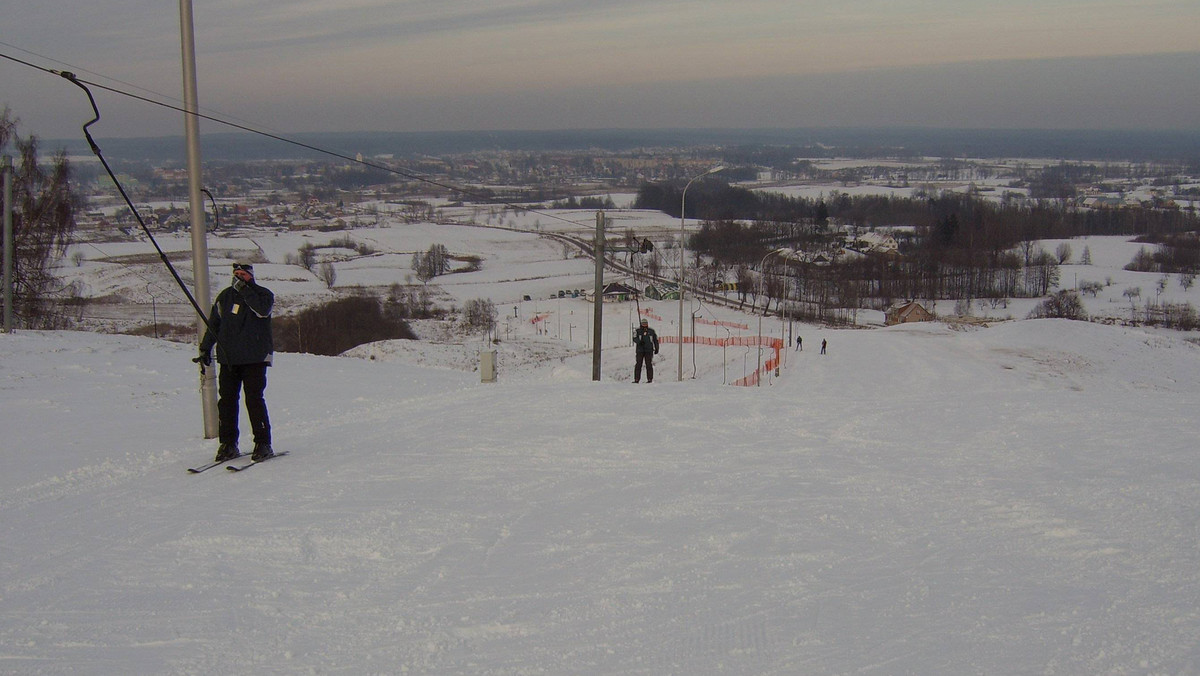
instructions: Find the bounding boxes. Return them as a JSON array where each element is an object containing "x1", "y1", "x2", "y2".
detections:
[{"x1": 2, "y1": 0, "x2": 1200, "y2": 139}]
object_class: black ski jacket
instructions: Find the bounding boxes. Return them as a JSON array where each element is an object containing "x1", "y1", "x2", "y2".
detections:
[
  {"x1": 634, "y1": 326, "x2": 659, "y2": 354},
  {"x1": 200, "y1": 281, "x2": 275, "y2": 366}
]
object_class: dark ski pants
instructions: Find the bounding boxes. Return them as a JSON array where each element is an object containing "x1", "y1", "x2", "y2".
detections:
[
  {"x1": 634, "y1": 352, "x2": 654, "y2": 383},
  {"x1": 218, "y1": 362, "x2": 271, "y2": 446}
]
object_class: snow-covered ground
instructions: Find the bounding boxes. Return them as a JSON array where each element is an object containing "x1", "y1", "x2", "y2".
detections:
[
  {"x1": 8, "y1": 199, "x2": 1200, "y2": 673},
  {"x1": 4, "y1": 316, "x2": 1200, "y2": 674}
]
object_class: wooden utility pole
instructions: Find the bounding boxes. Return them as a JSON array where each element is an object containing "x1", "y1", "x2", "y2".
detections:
[
  {"x1": 180, "y1": 0, "x2": 218, "y2": 437},
  {"x1": 2, "y1": 155, "x2": 12, "y2": 333},
  {"x1": 592, "y1": 211, "x2": 605, "y2": 381}
]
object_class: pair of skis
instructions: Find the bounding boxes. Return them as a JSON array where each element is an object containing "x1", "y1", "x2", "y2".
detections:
[{"x1": 187, "y1": 451, "x2": 288, "y2": 474}]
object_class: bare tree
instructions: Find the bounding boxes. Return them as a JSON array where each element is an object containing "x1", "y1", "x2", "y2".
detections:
[
  {"x1": 1029, "y1": 290, "x2": 1088, "y2": 320},
  {"x1": 298, "y1": 243, "x2": 316, "y2": 271},
  {"x1": 412, "y1": 243, "x2": 451, "y2": 283},
  {"x1": 0, "y1": 109, "x2": 82, "y2": 328},
  {"x1": 1123, "y1": 286, "x2": 1142, "y2": 322},
  {"x1": 318, "y1": 261, "x2": 337, "y2": 289},
  {"x1": 463, "y1": 298, "x2": 497, "y2": 336}
]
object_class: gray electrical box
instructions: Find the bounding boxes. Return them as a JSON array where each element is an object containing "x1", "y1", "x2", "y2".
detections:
[{"x1": 480, "y1": 350, "x2": 497, "y2": 383}]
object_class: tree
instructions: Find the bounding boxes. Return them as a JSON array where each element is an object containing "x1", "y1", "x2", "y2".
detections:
[
  {"x1": 1055, "y1": 242, "x2": 1072, "y2": 264},
  {"x1": 298, "y1": 243, "x2": 317, "y2": 271},
  {"x1": 814, "y1": 200, "x2": 829, "y2": 226},
  {"x1": 1029, "y1": 290, "x2": 1087, "y2": 320},
  {"x1": 1123, "y1": 286, "x2": 1142, "y2": 321},
  {"x1": 318, "y1": 261, "x2": 337, "y2": 289},
  {"x1": 462, "y1": 298, "x2": 497, "y2": 336},
  {"x1": 937, "y1": 213, "x2": 960, "y2": 246},
  {"x1": 412, "y1": 243, "x2": 451, "y2": 283},
  {"x1": 0, "y1": 109, "x2": 82, "y2": 328},
  {"x1": 1025, "y1": 249, "x2": 1060, "y2": 296}
]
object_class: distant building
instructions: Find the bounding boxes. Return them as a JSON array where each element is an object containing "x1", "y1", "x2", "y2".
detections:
[
  {"x1": 587, "y1": 282, "x2": 640, "y2": 303},
  {"x1": 645, "y1": 283, "x2": 679, "y2": 300},
  {"x1": 885, "y1": 301, "x2": 935, "y2": 326},
  {"x1": 853, "y1": 231, "x2": 900, "y2": 255}
]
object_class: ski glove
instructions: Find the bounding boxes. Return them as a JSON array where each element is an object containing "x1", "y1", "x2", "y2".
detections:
[{"x1": 193, "y1": 353, "x2": 212, "y2": 366}]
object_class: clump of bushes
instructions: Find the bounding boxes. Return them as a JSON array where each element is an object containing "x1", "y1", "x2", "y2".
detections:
[
  {"x1": 274, "y1": 295, "x2": 416, "y2": 356},
  {"x1": 1028, "y1": 290, "x2": 1088, "y2": 321}
]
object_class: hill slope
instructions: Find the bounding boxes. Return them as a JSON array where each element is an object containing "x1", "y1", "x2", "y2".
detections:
[{"x1": 3, "y1": 321, "x2": 1200, "y2": 674}]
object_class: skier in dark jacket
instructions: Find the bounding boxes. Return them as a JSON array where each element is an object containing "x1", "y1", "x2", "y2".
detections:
[
  {"x1": 197, "y1": 262, "x2": 275, "y2": 462},
  {"x1": 633, "y1": 318, "x2": 659, "y2": 383}
]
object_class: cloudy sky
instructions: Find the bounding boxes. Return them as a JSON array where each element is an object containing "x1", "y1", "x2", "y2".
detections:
[{"x1": 2, "y1": 0, "x2": 1199, "y2": 139}]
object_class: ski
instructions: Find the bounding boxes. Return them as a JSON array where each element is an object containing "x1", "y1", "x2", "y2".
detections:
[
  {"x1": 226, "y1": 451, "x2": 289, "y2": 472},
  {"x1": 187, "y1": 454, "x2": 243, "y2": 474}
]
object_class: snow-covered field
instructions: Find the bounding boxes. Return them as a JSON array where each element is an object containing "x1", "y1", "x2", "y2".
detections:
[
  {"x1": 6, "y1": 206, "x2": 1200, "y2": 673},
  {"x1": 61, "y1": 207, "x2": 1200, "y2": 334}
]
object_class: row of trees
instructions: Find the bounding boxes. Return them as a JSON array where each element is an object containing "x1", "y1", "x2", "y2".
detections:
[
  {"x1": 1124, "y1": 234, "x2": 1200, "y2": 274},
  {"x1": 637, "y1": 180, "x2": 1199, "y2": 247},
  {"x1": 635, "y1": 178, "x2": 1200, "y2": 317},
  {"x1": 273, "y1": 294, "x2": 417, "y2": 355}
]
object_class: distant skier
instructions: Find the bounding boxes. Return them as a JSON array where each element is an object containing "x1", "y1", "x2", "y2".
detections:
[
  {"x1": 633, "y1": 318, "x2": 659, "y2": 383},
  {"x1": 795, "y1": 336, "x2": 802, "y2": 352},
  {"x1": 196, "y1": 262, "x2": 276, "y2": 463},
  {"x1": 820, "y1": 338, "x2": 827, "y2": 355}
]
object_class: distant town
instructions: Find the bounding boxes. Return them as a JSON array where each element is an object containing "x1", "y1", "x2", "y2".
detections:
[{"x1": 23, "y1": 128, "x2": 1200, "y2": 339}]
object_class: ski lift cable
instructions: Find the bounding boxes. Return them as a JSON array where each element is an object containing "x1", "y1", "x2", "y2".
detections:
[
  {"x1": 59, "y1": 70, "x2": 214, "y2": 329},
  {"x1": 0, "y1": 50, "x2": 595, "y2": 230}
]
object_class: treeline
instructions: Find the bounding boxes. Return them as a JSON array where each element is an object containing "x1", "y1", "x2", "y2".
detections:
[
  {"x1": 550, "y1": 195, "x2": 615, "y2": 210},
  {"x1": 635, "y1": 181, "x2": 1199, "y2": 244},
  {"x1": 1126, "y1": 233, "x2": 1200, "y2": 274},
  {"x1": 635, "y1": 179, "x2": 1200, "y2": 311},
  {"x1": 274, "y1": 293, "x2": 419, "y2": 356}
]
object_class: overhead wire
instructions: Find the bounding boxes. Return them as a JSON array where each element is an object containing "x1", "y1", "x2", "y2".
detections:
[
  {"x1": 58, "y1": 69, "x2": 214, "y2": 329},
  {"x1": 0, "y1": 48, "x2": 594, "y2": 230},
  {"x1": 0, "y1": 40, "x2": 304, "y2": 146},
  {"x1": 2, "y1": 46, "x2": 633, "y2": 350}
]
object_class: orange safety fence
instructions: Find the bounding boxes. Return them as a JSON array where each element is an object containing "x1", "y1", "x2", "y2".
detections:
[
  {"x1": 638, "y1": 309, "x2": 664, "y2": 322},
  {"x1": 529, "y1": 313, "x2": 551, "y2": 324},
  {"x1": 695, "y1": 317, "x2": 750, "y2": 330},
  {"x1": 659, "y1": 334, "x2": 783, "y2": 387}
]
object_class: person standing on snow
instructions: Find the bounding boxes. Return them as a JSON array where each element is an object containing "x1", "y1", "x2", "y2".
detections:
[
  {"x1": 196, "y1": 262, "x2": 276, "y2": 463},
  {"x1": 633, "y1": 317, "x2": 659, "y2": 383}
]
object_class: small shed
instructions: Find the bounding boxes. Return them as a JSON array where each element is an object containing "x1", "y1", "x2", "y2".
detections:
[
  {"x1": 885, "y1": 301, "x2": 934, "y2": 326},
  {"x1": 644, "y1": 283, "x2": 679, "y2": 301}
]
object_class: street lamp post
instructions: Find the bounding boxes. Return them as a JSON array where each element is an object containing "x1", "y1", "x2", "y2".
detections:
[
  {"x1": 755, "y1": 248, "x2": 786, "y2": 386},
  {"x1": 678, "y1": 165, "x2": 725, "y2": 381}
]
